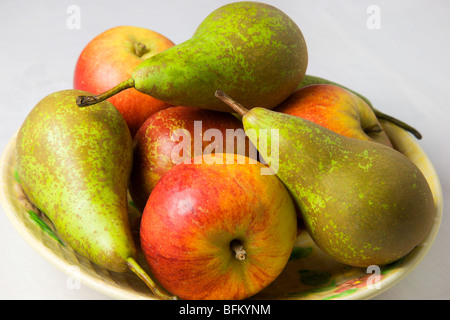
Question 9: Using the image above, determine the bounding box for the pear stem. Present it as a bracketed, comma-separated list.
[215, 90, 249, 116]
[230, 239, 247, 261]
[373, 110, 422, 139]
[126, 257, 178, 300]
[76, 79, 135, 107]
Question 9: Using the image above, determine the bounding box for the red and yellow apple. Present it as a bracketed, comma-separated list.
[129, 106, 255, 212]
[274, 84, 393, 147]
[140, 153, 298, 300]
[74, 26, 175, 136]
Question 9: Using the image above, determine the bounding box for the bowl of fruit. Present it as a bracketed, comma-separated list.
[0, 1, 443, 300]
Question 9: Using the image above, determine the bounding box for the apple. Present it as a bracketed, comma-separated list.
[129, 106, 255, 212]
[140, 153, 298, 300]
[74, 26, 175, 136]
[274, 84, 393, 147]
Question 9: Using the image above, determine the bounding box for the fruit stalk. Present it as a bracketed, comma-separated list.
[76, 79, 135, 107]
[134, 42, 148, 57]
[215, 90, 249, 116]
[371, 111, 422, 139]
[230, 239, 247, 261]
[126, 257, 178, 300]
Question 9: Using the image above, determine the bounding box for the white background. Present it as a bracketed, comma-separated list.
[0, 0, 449, 300]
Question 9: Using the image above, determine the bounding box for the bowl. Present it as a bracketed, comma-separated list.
[0, 120, 443, 300]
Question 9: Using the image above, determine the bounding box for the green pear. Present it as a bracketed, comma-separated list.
[76, 1, 308, 112]
[15, 90, 175, 299]
[216, 90, 435, 267]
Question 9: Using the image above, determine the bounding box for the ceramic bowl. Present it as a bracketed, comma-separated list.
[0, 120, 443, 300]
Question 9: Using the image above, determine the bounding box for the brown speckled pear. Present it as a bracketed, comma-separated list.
[217, 90, 436, 267]
[15, 90, 175, 299]
[76, 1, 308, 112]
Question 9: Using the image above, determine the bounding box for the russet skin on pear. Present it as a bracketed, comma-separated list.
[16, 89, 175, 300]
[76, 2, 308, 113]
[217, 90, 435, 268]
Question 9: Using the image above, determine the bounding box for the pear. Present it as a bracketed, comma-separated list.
[15, 90, 175, 299]
[76, 1, 308, 112]
[216, 90, 436, 267]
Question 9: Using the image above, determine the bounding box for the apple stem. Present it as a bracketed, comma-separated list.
[230, 239, 247, 261]
[215, 90, 249, 116]
[76, 79, 135, 107]
[134, 42, 148, 57]
[364, 124, 382, 134]
[126, 257, 178, 300]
